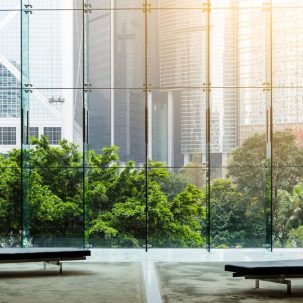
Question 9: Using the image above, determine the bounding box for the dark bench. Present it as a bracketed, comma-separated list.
[225, 260, 303, 294]
[0, 248, 91, 273]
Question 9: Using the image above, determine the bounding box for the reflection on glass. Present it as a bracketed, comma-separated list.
[1, 1, 303, 250]
[272, 7, 303, 87]
[29, 10, 83, 89]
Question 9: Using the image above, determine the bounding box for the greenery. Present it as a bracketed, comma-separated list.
[0, 136, 204, 248]
[1, 129, 303, 248]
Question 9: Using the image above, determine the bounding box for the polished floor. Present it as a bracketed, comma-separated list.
[1, 249, 303, 303]
[0, 262, 145, 303]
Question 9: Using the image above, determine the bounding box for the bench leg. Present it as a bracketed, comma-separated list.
[255, 279, 259, 289]
[44, 261, 63, 273]
[246, 276, 291, 294]
[286, 281, 291, 294]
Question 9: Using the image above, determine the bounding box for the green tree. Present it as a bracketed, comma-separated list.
[228, 130, 303, 200]
[274, 184, 303, 246]
[0, 150, 21, 245]
[0, 137, 207, 248]
[227, 130, 303, 247]
[201, 178, 246, 248]
[287, 225, 303, 247]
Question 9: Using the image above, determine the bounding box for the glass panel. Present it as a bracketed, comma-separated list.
[87, 87, 145, 205]
[211, 4, 268, 87]
[272, 7, 303, 88]
[272, 0, 303, 8]
[149, 9, 207, 89]
[30, 0, 83, 10]
[91, 0, 148, 10]
[88, 167, 146, 248]
[212, 0, 265, 9]
[156, 0, 207, 10]
[87, 10, 111, 89]
[29, 167, 83, 247]
[88, 89, 111, 154]
[113, 89, 145, 164]
[210, 88, 268, 248]
[148, 167, 205, 248]
[0, 0, 20, 11]
[28, 10, 83, 89]
[211, 8, 267, 88]
[149, 89, 206, 168]
[113, 0, 144, 10]
[0, 89, 21, 153]
[86, 8, 145, 89]
[28, 89, 83, 165]
[89, 0, 110, 10]
[0, 10, 21, 89]
[272, 88, 303, 248]
[114, 10, 144, 89]
[0, 166, 21, 247]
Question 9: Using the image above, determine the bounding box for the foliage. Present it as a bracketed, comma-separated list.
[287, 226, 303, 248]
[0, 136, 205, 248]
[274, 184, 303, 246]
[228, 130, 303, 198]
[1, 129, 303, 248]
[227, 129, 303, 247]
[180, 153, 204, 189]
[205, 178, 246, 247]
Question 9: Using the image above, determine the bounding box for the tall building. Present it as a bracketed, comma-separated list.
[153, 0, 208, 166]
[0, 0, 81, 154]
[233, 0, 303, 144]
[222, 0, 239, 154]
[150, 0, 224, 167]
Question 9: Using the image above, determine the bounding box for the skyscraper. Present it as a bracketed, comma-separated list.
[86, 2, 146, 164]
[0, 0, 82, 154]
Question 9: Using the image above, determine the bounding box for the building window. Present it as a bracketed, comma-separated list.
[29, 127, 39, 139]
[0, 127, 16, 145]
[43, 127, 61, 145]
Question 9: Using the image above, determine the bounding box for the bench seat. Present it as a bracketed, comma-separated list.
[0, 248, 91, 273]
[225, 260, 303, 294]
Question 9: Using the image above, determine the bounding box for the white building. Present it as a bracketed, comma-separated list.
[0, 0, 81, 154]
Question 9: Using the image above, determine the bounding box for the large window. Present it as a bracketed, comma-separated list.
[43, 127, 61, 145]
[0, 127, 16, 145]
[0, 0, 302, 250]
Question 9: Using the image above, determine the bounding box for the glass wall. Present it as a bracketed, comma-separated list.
[0, 0, 302, 250]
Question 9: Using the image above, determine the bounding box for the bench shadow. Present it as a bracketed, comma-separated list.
[0, 270, 94, 279]
[232, 288, 303, 299]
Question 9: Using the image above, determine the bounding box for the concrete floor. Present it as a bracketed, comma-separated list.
[156, 262, 303, 303]
[1, 249, 303, 303]
[0, 262, 146, 303]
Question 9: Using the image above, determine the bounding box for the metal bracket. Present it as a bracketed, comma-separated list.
[143, 2, 151, 13]
[84, 83, 92, 93]
[84, 3, 92, 14]
[203, 82, 211, 93]
[43, 261, 63, 274]
[202, 2, 211, 13]
[24, 83, 33, 93]
[263, 2, 272, 12]
[263, 82, 271, 92]
[143, 82, 151, 93]
[24, 4, 33, 14]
